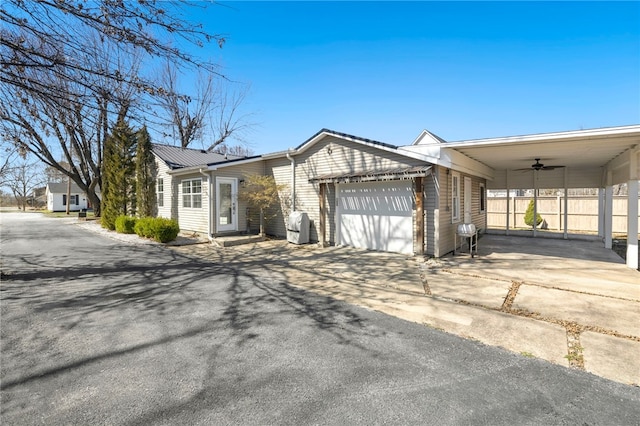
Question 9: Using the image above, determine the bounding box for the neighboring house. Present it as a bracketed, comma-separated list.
[45, 182, 90, 212]
[152, 125, 640, 268]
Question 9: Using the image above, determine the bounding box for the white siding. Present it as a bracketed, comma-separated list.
[175, 173, 209, 233]
[46, 190, 88, 212]
[154, 157, 176, 221]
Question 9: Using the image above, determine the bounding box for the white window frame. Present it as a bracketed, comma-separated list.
[451, 171, 460, 223]
[479, 182, 486, 213]
[182, 178, 202, 209]
[157, 178, 164, 207]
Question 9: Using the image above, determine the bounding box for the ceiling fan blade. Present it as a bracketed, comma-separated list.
[541, 165, 565, 170]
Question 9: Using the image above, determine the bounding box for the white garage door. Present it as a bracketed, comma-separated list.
[337, 181, 414, 254]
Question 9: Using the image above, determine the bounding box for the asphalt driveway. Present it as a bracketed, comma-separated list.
[1, 213, 639, 425]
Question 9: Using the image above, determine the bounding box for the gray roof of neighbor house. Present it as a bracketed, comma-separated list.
[46, 182, 85, 194]
[152, 144, 246, 169]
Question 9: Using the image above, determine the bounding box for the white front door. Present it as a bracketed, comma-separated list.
[464, 176, 472, 223]
[216, 177, 238, 232]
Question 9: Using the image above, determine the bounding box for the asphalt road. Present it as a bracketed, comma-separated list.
[1, 212, 639, 425]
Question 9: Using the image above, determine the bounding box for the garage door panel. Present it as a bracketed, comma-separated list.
[337, 181, 414, 254]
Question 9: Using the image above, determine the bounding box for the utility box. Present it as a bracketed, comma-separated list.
[287, 211, 310, 244]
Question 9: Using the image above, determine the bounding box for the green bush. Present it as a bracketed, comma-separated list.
[524, 199, 543, 228]
[151, 218, 180, 243]
[134, 217, 179, 242]
[134, 217, 154, 239]
[115, 215, 137, 234]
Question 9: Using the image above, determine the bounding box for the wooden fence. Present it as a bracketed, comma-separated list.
[487, 196, 639, 234]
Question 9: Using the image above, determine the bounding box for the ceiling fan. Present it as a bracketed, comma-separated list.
[515, 158, 565, 171]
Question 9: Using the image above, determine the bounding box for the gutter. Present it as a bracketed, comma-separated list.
[199, 168, 213, 240]
[286, 149, 296, 212]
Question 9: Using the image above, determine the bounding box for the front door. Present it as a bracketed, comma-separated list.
[216, 177, 237, 232]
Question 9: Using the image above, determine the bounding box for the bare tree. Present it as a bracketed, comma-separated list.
[0, 34, 137, 216]
[0, 0, 229, 215]
[0, 142, 19, 187]
[7, 159, 45, 211]
[208, 83, 255, 152]
[213, 144, 255, 157]
[157, 63, 255, 150]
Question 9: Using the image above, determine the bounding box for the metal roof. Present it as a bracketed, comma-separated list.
[152, 144, 245, 169]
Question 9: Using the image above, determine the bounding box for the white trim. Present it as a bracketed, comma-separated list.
[443, 125, 640, 148]
[464, 176, 472, 223]
[216, 177, 238, 232]
[451, 171, 461, 223]
[181, 178, 202, 209]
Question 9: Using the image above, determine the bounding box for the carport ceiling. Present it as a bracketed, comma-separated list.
[444, 126, 640, 171]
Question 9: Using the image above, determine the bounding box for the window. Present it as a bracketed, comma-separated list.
[63, 194, 79, 206]
[157, 178, 164, 207]
[451, 172, 460, 223]
[479, 183, 486, 213]
[182, 178, 202, 208]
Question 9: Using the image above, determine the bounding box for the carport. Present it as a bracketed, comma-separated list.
[439, 125, 640, 269]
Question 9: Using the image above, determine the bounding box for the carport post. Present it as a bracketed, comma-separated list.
[627, 179, 639, 269]
[604, 172, 613, 250]
[598, 188, 605, 238]
[505, 169, 510, 235]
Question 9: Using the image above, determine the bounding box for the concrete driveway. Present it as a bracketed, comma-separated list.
[175, 233, 640, 386]
[2, 213, 639, 426]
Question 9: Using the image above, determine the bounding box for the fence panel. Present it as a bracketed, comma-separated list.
[487, 196, 638, 234]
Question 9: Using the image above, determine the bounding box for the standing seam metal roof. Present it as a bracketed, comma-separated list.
[151, 144, 245, 169]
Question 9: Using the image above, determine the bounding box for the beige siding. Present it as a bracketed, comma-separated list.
[436, 167, 486, 256]
[424, 167, 441, 256]
[211, 161, 266, 235]
[265, 157, 292, 238]
[294, 136, 426, 243]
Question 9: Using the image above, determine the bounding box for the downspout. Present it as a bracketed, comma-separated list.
[286, 150, 296, 212]
[199, 168, 213, 240]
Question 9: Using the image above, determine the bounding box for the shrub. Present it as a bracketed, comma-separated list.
[134, 217, 154, 239]
[150, 218, 180, 243]
[134, 217, 179, 243]
[524, 199, 543, 228]
[115, 215, 137, 234]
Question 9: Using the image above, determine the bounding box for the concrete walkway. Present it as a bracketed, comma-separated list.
[170, 234, 639, 386]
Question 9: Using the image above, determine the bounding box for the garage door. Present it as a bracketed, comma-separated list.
[337, 181, 414, 254]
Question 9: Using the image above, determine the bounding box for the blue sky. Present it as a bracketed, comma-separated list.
[185, 1, 639, 153]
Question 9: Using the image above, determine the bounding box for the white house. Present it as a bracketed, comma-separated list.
[45, 182, 90, 212]
[152, 124, 640, 269]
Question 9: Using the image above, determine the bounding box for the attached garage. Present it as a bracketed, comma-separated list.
[337, 181, 414, 254]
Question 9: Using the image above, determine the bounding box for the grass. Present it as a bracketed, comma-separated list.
[42, 210, 96, 219]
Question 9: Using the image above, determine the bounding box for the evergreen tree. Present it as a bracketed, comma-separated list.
[135, 126, 157, 218]
[102, 118, 137, 230]
[524, 199, 543, 228]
